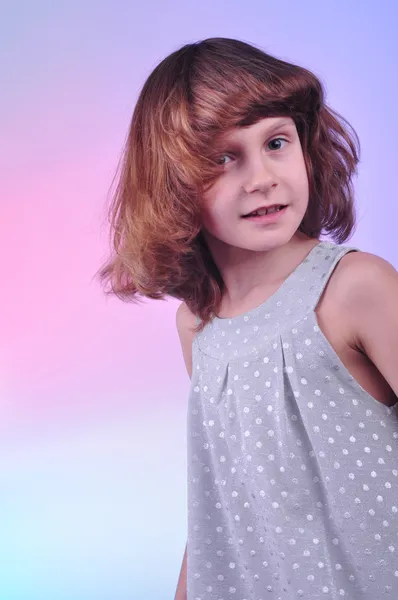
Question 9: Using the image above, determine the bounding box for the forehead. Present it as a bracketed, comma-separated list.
[217, 117, 296, 146]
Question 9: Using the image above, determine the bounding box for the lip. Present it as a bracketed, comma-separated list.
[241, 205, 288, 224]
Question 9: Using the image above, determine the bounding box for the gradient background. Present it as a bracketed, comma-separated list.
[1, 1, 397, 599]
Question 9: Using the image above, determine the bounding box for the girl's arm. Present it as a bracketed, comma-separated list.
[174, 544, 187, 600]
[338, 252, 398, 397]
[176, 301, 197, 379]
[174, 303, 197, 600]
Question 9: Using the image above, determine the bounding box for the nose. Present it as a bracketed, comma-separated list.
[242, 155, 276, 195]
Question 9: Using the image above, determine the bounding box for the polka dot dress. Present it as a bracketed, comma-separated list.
[187, 241, 398, 600]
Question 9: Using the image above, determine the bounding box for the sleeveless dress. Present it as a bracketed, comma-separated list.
[186, 241, 398, 600]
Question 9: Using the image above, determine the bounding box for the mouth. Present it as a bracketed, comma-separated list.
[242, 204, 287, 218]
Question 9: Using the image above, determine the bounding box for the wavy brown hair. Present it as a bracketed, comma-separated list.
[99, 37, 360, 328]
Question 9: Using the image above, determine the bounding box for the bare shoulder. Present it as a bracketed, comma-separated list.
[176, 302, 198, 336]
[176, 302, 198, 378]
[335, 250, 395, 278]
[318, 250, 397, 338]
[331, 251, 398, 306]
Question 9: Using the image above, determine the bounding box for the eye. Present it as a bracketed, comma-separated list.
[267, 137, 288, 151]
[216, 154, 233, 166]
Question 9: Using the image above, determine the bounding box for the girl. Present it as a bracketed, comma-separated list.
[100, 38, 398, 600]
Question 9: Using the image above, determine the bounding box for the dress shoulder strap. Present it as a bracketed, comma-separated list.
[305, 242, 358, 311]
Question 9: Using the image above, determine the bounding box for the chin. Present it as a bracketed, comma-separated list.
[240, 229, 297, 252]
[204, 220, 303, 254]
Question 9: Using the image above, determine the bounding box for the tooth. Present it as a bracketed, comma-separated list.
[248, 206, 283, 216]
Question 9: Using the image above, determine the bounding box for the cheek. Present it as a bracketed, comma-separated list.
[298, 153, 311, 191]
[201, 203, 225, 237]
[290, 155, 310, 199]
[201, 185, 233, 231]
[300, 170, 310, 197]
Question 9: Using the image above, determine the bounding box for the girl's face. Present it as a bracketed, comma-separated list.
[201, 117, 309, 254]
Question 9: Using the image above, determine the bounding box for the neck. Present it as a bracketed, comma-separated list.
[205, 232, 319, 316]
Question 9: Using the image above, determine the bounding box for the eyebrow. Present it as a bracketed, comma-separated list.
[219, 118, 294, 147]
[265, 118, 294, 132]
[252, 118, 295, 137]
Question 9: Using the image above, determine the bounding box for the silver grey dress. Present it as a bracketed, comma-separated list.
[187, 241, 398, 600]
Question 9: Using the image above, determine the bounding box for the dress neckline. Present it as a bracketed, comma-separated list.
[213, 240, 323, 323]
